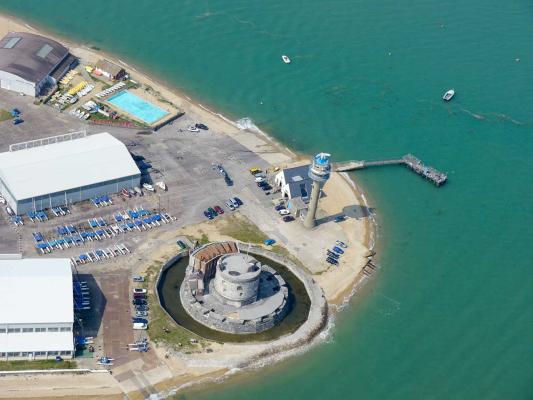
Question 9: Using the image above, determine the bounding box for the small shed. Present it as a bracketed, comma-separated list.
[287, 197, 308, 218]
[94, 59, 126, 80]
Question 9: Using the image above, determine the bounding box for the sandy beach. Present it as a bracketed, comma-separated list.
[0, 12, 377, 399]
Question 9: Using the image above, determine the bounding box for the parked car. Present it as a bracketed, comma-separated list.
[225, 201, 235, 210]
[334, 215, 346, 223]
[135, 305, 149, 311]
[336, 240, 348, 248]
[133, 322, 148, 330]
[257, 181, 268, 187]
[132, 299, 147, 305]
[12, 118, 23, 125]
[195, 123, 209, 130]
[207, 207, 217, 216]
[327, 250, 339, 259]
[133, 293, 147, 299]
[204, 210, 214, 220]
[214, 205, 224, 214]
[261, 185, 272, 191]
[275, 204, 286, 211]
[282, 216, 295, 222]
[326, 258, 339, 265]
[136, 310, 148, 317]
[132, 275, 145, 282]
[264, 239, 276, 246]
[279, 209, 290, 216]
[133, 288, 147, 294]
[233, 197, 243, 206]
[249, 167, 262, 175]
[132, 317, 148, 324]
[253, 172, 266, 179]
[228, 198, 239, 208]
[255, 176, 265, 183]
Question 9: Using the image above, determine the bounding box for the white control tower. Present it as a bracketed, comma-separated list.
[303, 153, 331, 229]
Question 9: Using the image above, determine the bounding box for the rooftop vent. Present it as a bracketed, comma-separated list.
[36, 44, 53, 59]
[2, 37, 21, 49]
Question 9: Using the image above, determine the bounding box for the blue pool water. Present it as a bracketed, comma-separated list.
[107, 90, 168, 124]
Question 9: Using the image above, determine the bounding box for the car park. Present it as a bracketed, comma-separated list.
[132, 275, 145, 282]
[279, 209, 290, 216]
[283, 216, 295, 222]
[214, 205, 224, 214]
[133, 288, 147, 294]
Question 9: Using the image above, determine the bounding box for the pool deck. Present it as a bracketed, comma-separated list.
[104, 87, 181, 128]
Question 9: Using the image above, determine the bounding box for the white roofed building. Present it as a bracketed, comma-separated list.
[0, 255, 74, 360]
[0, 131, 141, 214]
[274, 164, 312, 200]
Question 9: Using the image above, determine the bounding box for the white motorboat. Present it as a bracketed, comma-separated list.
[142, 183, 155, 192]
[282, 55, 291, 64]
[156, 181, 167, 191]
[442, 89, 455, 101]
[187, 125, 200, 132]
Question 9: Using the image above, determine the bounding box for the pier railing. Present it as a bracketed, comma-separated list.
[334, 154, 447, 186]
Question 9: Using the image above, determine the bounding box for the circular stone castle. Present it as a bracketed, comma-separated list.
[180, 242, 289, 334]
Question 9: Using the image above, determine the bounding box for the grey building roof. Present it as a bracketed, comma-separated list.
[94, 59, 124, 76]
[0, 32, 69, 84]
[281, 165, 312, 199]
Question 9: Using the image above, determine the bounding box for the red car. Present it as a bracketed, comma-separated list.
[214, 205, 224, 214]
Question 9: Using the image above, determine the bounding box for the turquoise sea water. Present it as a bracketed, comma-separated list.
[2, 1, 532, 398]
[107, 90, 168, 124]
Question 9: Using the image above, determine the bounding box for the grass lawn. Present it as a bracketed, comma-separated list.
[220, 214, 268, 244]
[0, 109, 12, 122]
[0, 359, 77, 371]
[143, 261, 203, 350]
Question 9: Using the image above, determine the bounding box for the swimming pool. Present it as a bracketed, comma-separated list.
[107, 90, 168, 124]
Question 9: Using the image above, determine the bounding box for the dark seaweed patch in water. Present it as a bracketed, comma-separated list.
[158, 255, 311, 343]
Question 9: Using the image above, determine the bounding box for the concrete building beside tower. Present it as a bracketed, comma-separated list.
[0, 31, 77, 96]
[0, 131, 141, 215]
[0, 255, 74, 360]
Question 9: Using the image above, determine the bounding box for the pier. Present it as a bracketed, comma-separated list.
[335, 154, 447, 186]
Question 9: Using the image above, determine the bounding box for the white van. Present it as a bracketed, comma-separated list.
[133, 322, 147, 330]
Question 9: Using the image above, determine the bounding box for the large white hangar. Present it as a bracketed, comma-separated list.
[0, 131, 141, 215]
[0, 255, 74, 360]
[0, 31, 76, 97]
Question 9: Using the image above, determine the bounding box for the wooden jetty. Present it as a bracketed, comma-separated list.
[335, 154, 447, 186]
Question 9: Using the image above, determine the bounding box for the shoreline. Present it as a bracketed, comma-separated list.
[0, 12, 378, 399]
